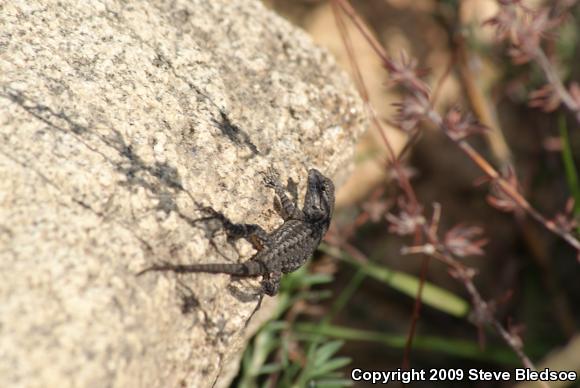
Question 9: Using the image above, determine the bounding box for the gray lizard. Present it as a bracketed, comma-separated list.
[139, 168, 335, 296]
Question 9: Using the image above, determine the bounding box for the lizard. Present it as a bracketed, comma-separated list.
[139, 168, 335, 296]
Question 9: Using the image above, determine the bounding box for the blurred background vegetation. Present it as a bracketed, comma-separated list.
[234, 1, 580, 387]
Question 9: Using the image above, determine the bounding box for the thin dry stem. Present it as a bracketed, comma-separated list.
[332, 0, 426, 368]
[427, 109, 580, 253]
[420, 249, 547, 388]
[451, 13, 513, 165]
[331, 1, 417, 207]
[486, 0, 580, 122]
[332, 0, 562, 374]
[533, 47, 580, 119]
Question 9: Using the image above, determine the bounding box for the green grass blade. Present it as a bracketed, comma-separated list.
[296, 322, 522, 365]
[559, 114, 580, 233]
[314, 340, 344, 365]
[320, 244, 469, 317]
[311, 357, 352, 378]
[325, 268, 366, 324]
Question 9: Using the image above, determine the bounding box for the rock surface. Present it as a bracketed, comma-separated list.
[0, 1, 366, 387]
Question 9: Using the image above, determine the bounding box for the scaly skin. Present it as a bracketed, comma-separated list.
[139, 168, 335, 296]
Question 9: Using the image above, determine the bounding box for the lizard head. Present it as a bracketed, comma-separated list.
[303, 168, 335, 223]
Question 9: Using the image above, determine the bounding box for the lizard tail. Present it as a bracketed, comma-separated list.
[138, 261, 265, 276]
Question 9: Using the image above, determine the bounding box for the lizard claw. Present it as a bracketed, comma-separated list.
[261, 167, 280, 188]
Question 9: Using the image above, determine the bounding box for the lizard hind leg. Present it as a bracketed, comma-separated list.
[260, 271, 282, 296]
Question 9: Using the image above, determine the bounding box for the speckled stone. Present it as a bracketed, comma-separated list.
[0, 1, 366, 387]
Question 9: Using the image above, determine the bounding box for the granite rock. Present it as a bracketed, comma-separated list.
[0, 1, 366, 387]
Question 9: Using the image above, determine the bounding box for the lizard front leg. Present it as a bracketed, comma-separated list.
[262, 168, 301, 221]
[222, 221, 269, 251]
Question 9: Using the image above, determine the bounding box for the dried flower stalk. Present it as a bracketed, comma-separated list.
[331, 0, 574, 376]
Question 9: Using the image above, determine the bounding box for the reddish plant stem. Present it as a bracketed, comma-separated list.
[426, 109, 580, 253]
[402, 254, 429, 370]
[496, 1, 580, 121]
[331, 1, 418, 208]
[334, 0, 389, 64]
[332, 0, 560, 375]
[408, 214, 547, 382]
[423, 249, 547, 388]
[332, 0, 426, 368]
